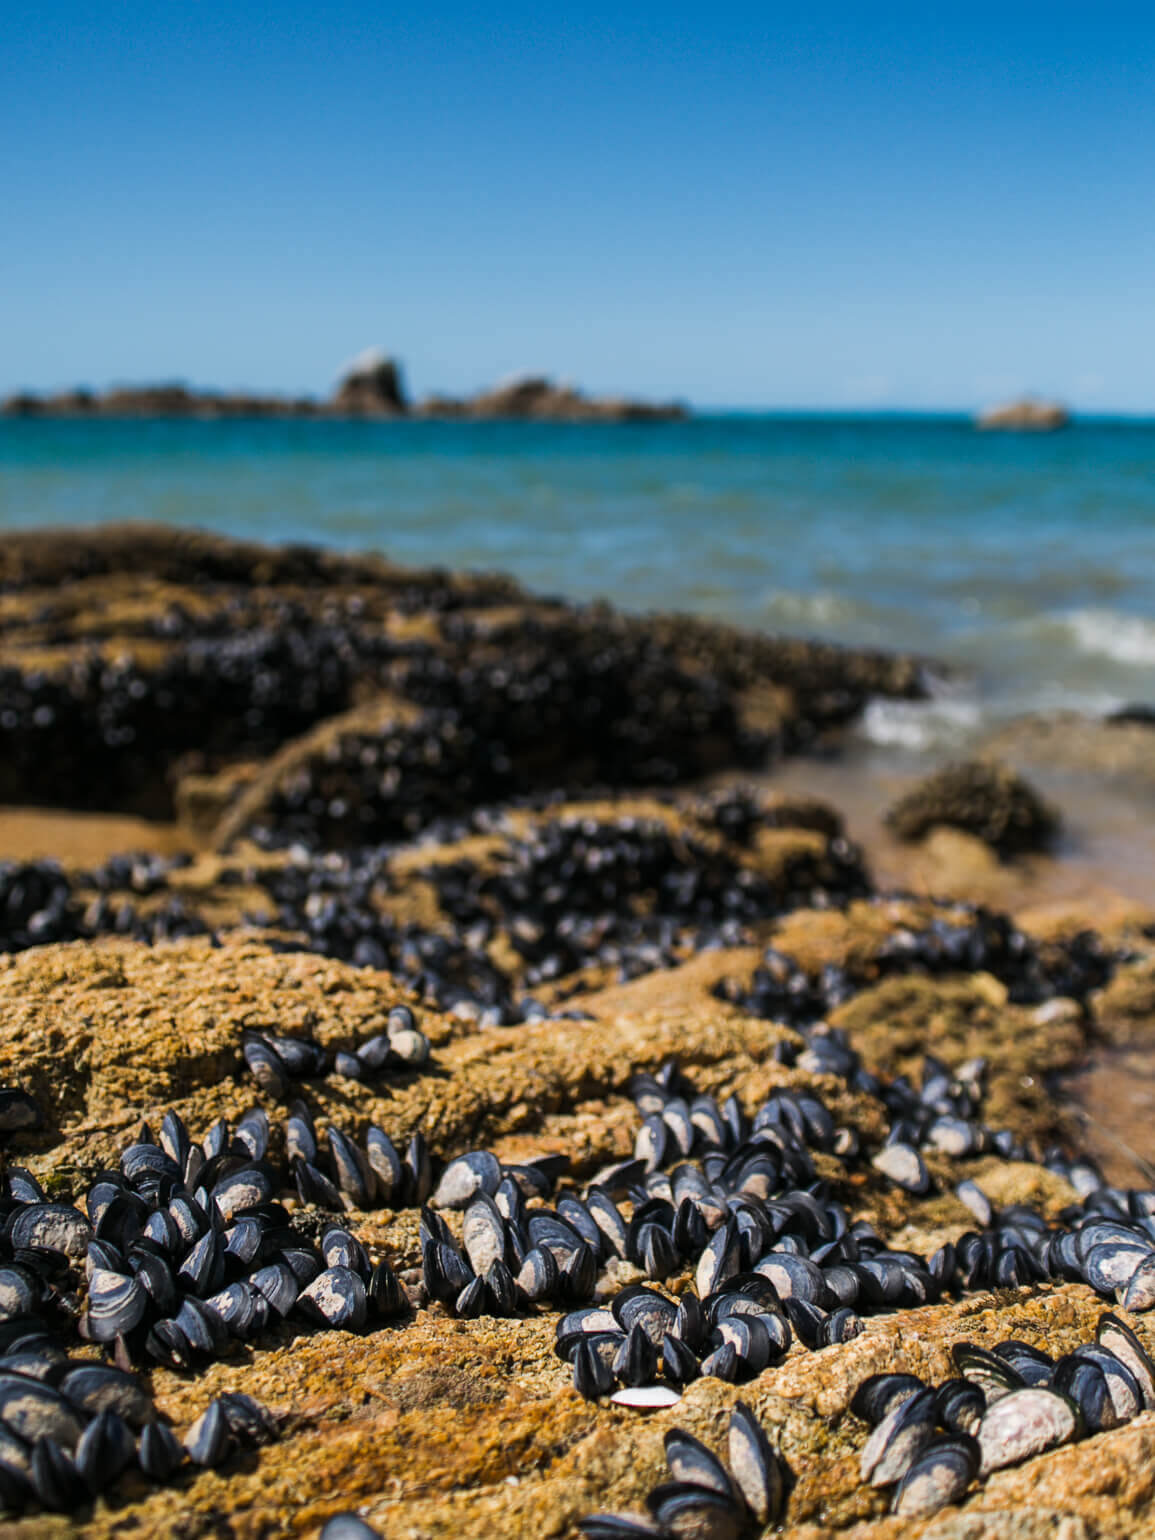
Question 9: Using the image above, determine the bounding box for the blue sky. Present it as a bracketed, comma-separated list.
[4, 4, 1154, 409]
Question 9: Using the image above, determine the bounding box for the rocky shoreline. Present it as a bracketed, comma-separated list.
[2, 525, 1155, 1539]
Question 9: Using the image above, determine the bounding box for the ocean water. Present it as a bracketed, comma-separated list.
[3, 413, 1155, 754]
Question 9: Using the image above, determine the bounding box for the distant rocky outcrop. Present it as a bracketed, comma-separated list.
[1, 355, 686, 422]
[976, 397, 1070, 431]
[1, 384, 321, 419]
[415, 374, 687, 422]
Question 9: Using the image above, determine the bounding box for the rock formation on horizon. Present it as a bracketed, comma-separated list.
[976, 397, 1070, 431]
[415, 372, 687, 422]
[0, 382, 322, 419]
[0, 354, 687, 423]
[330, 347, 409, 415]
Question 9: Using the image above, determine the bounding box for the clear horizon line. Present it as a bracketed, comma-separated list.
[5, 377, 1154, 419]
[4, 397, 1155, 421]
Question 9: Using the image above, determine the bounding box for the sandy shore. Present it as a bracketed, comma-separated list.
[762, 753, 1155, 911]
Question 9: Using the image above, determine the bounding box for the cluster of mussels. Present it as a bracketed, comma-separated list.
[722, 907, 1114, 1029]
[0, 1097, 411, 1514]
[3, 818, 1118, 1058]
[420, 1151, 591, 1319]
[244, 616, 770, 850]
[0, 1338, 276, 1517]
[0, 623, 403, 813]
[0, 523, 933, 832]
[241, 1002, 431, 1098]
[0, 848, 1147, 1534]
[578, 1401, 786, 1538]
[6, 1000, 1155, 1526]
[0, 861, 87, 953]
[0, 794, 875, 1026]
[851, 1311, 1155, 1520]
[0, 1082, 609, 1516]
[81, 1109, 412, 1353]
[0, 856, 208, 955]
[550, 1049, 1155, 1407]
[259, 846, 1109, 1030]
[248, 846, 529, 1025]
[422, 810, 868, 996]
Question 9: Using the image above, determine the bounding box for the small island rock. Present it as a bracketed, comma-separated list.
[976, 398, 1070, 431]
[885, 758, 1059, 856]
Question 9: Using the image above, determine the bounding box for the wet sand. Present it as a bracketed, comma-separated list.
[0, 807, 194, 865]
[761, 751, 1155, 911]
[1066, 1050, 1155, 1187]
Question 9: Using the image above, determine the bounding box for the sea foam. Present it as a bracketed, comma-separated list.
[858, 697, 984, 753]
[1060, 608, 1155, 667]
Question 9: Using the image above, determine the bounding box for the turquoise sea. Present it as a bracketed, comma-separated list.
[3, 414, 1155, 754]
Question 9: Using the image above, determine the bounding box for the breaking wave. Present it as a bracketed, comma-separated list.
[857, 697, 985, 753]
[1057, 609, 1155, 667]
